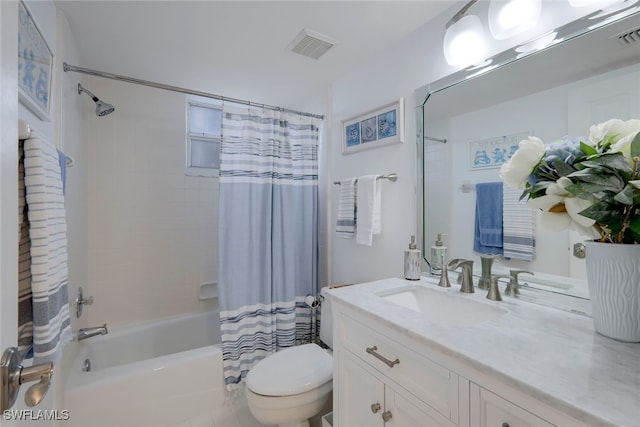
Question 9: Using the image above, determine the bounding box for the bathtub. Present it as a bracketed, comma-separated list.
[64, 311, 225, 427]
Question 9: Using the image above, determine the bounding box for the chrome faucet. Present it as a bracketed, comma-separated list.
[447, 259, 474, 293]
[487, 275, 510, 301]
[478, 254, 499, 290]
[78, 324, 108, 341]
[504, 269, 534, 297]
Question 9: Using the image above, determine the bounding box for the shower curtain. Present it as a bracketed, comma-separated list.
[218, 105, 320, 390]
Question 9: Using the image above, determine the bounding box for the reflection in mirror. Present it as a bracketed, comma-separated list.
[417, 8, 640, 306]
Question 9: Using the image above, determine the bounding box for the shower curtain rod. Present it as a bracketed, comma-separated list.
[63, 62, 324, 120]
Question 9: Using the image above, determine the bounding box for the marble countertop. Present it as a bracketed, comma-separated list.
[325, 277, 640, 427]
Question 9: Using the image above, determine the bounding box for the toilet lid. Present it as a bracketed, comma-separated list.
[246, 343, 333, 396]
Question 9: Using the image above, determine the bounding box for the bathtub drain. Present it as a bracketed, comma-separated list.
[82, 358, 91, 372]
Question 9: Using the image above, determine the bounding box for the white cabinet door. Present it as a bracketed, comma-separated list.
[338, 350, 385, 427]
[470, 384, 554, 427]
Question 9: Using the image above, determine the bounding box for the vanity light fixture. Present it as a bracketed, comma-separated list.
[514, 30, 560, 57]
[488, 0, 542, 40]
[568, 0, 625, 7]
[443, 0, 487, 66]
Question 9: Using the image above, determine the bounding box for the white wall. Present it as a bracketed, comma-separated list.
[327, 1, 623, 286]
[0, 1, 88, 424]
[86, 79, 217, 329]
[329, 6, 454, 286]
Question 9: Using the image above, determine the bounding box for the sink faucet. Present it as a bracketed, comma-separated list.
[504, 269, 534, 297]
[487, 275, 510, 301]
[78, 324, 108, 341]
[478, 254, 499, 290]
[447, 259, 474, 293]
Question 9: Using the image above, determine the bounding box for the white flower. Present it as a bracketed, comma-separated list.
[500, 136, 545, 189]
[527, 177, 600, 239]
[590, 119, 640, 157]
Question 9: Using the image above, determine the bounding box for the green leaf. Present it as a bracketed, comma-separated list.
[579, 201, 622, 225]
[630, 131, 640, 159]
[552, 159, 576, 177]
[629, 215, 640, 243]
[584, 152, 633, 174]
[614, 185, 635, 205]
[580, 141, 598, 156]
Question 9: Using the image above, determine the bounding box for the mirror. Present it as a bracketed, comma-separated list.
[417, 7, 640, 304]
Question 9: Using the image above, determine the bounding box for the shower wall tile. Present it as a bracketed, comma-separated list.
[87, 78, 218, 329]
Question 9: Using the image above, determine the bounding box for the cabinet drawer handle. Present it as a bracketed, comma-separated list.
[502, 423, 510, 427]
[382, 410, 392, 422]
[370, 403, 381, 413]
[366, 346, 400, 368]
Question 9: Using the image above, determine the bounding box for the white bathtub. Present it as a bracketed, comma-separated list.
[64, 311, 225, 427]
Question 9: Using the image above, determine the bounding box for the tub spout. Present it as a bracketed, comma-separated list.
[78, 324, 108, 341]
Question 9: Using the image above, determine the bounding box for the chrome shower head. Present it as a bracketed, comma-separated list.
[77, 83, 115, 116]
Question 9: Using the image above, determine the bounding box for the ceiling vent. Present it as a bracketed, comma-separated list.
[288, 29, 338, 60]
[614, 27, 640, 46]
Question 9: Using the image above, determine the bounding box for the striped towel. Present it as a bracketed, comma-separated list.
[503, 185, 536, 260]
[18, 143, 34, 360]
[336, 178, 357, 239]
[23, 133, 72, 363]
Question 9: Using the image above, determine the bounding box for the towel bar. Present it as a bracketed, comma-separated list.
[333, 173, 397, 185]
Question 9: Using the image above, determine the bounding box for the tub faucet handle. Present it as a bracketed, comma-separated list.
[75, 287, 94, 318]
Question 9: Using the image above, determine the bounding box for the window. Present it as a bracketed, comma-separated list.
[186, 100, 222, 177]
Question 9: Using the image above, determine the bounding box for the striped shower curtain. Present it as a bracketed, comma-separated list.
[218, 105, 320, 390]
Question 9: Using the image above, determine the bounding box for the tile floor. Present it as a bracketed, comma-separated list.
[166, 395, 268, 427]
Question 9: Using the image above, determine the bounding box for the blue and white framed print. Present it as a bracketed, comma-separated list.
[468, 131, 531, 170]
[342, 98, 404, 154]
[18, 0, 53, 121]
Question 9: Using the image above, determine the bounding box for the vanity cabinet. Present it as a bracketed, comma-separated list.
[333, 303, 583, 427]
[338, 349, 453, 426]
[334, 312, 460, 426]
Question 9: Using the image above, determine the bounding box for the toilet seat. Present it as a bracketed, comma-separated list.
[246, 343, 333, 397]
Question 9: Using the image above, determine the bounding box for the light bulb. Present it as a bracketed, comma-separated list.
[489, 0, 542, 40]
[443, 14, 487, 66]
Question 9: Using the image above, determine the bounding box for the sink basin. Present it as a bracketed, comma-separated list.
[376, 285, 507, 326]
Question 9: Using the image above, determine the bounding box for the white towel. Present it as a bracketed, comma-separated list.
[502, 185, 536, 260]
[356, 175, 382, 246]
[336, 178, 357, 239]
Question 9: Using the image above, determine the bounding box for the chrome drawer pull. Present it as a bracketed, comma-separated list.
[366, 346, 400, 368]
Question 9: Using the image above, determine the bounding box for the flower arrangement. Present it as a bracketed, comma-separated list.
[500, 119, 640, 244]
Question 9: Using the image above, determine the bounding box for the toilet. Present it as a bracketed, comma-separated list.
[245, 293, 334, 427]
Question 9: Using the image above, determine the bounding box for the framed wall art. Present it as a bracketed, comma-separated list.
[468, 131, 531, 170]
[342, 98, 404, 154]
[18, 0, 53, 121]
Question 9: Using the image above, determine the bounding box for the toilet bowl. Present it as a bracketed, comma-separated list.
[246, 294, 334, 427]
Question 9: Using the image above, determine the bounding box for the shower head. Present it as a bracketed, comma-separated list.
[77, 83, 115, 116]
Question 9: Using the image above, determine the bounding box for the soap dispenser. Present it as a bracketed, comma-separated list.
[430, 233, 448, 276]
[404, 236, 421, 280]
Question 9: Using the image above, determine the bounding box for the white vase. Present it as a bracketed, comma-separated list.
[585, 241, 640, 342]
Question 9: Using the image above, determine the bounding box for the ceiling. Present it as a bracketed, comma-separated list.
[55, 1, 456, 112]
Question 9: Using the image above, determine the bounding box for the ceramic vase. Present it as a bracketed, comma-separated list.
[584, 241, 640, 342]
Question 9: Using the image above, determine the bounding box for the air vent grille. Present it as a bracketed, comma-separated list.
[616, 28, 640, 46]
[289, 29, 338, 60]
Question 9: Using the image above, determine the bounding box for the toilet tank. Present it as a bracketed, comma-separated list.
[319, 287, 333, 349]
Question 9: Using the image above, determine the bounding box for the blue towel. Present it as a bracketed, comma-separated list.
[57, 149, 66, 195]
[474, 182, 503, 255]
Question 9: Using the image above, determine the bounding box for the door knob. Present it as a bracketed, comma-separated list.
[1, 347, 54, 411]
